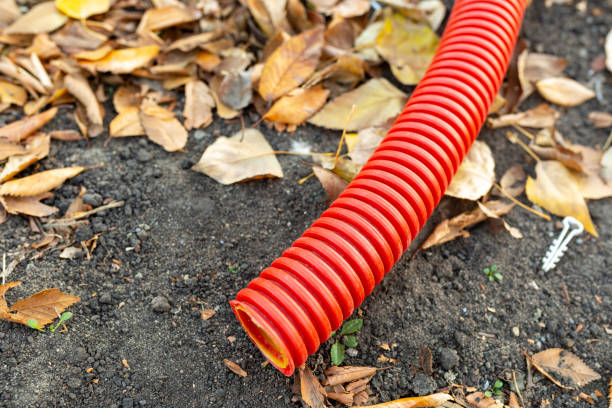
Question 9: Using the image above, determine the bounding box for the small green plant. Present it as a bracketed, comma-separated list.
[483, 265, 502, 282]
[484, 379, 503, 398]
[227, 264, 241, 274]
[27, 312, 73, 333]
[329, 318, 363, 366]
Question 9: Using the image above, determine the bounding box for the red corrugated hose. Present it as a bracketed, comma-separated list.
[230, 0, 528, 376]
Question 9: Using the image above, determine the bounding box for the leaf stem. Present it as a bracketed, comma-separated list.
[493, 182, 550, 220]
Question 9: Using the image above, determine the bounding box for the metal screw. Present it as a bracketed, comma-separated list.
[541, 216, 584, 272]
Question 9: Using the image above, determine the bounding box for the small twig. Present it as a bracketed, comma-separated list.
[511, 124, 535, 140]
[603, 129, 612, 151]
[561, 282, 570, 305]
[521, 350, 573, 390]
[493, 182, 550, 220]
[44, 201, 124, 227]
[506, 131, 540, 162]
[512, 370, 525, 408]
[334, 104, 356, 168]
[525, 354, 533, 389]
[44, 220, 90, 229]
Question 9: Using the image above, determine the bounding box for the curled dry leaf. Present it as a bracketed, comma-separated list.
[192, 129, 283, 185]
[0, 281, 80, 328]
[498, 164, 526, 197]
[183, 80, 215, 130]
[0, 140, 26, 161]
[55, 0, 110, 19]
[606, 29, 612, 73]
[0, 0, 20, 26]
[523, 53, 568, 83]
[532, 348, 601, 388]
[601, 148, 612, 181]
[313, 166, 348, 202]
[0, 195, 58, 217]
[299, 365, 327, 408]
[589, 111, 612, 128]
[465, 392, 503, 408]
[110, 107, 144, 137]
[309, 78, 407, 131]
[245, 0, 288, 37]
[263, 85, 329, 126]
[375, 14, 439, 85]
[324, 366, 378, 386]
[0, 107, 57, 143]
[536, 77, 595, 107]
[421, 200, 514, 249]
[223, 358, 247, 377]
[487, 104, 560, 129]
[0, 133, 50, 182]
[200, 309, 215, 320]
[93, 46, 159, 74]
[140, 103, 187, 152]
[258, 27, 324, 102]
[0, 80, 27, 106]
[4, 2, 67, 35]
[113, 85, 141, 114]
[0, 166, 86, 197]
[354, 392, 452, 408]
[137, 6, 199, 33]
[525, 161, 597, 236]
[64, 74, 104, 131]
[349, 127, 385, 166]
[217, 70, 252, 111]
[446, 141, 495, 201]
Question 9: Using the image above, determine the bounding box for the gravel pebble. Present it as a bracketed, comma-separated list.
[82, 193, 103, 207]
[99, 293, 113, 305]
[410, 374, 436, 395]
[438, 348, 459, 370]
[74, 225, 94, 242]
[151, 296, 171, 313]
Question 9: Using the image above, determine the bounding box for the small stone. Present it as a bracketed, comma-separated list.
[151, 296, 171, 313]
[512, 327, 520, 337]
[135, 272, 143, 280]
[180, 159, 193, 169]
[122, 398, 134, 408]
[99, 293, 113, 305]
[438, 348, 459, 370]
[82, 193, 103, 207]
[410, 373, 436, 395]
[136, 150, 153, 163]
[346, 348, 358, 357]
[193, 130, 209, 140]
[74, 225, 94, 242]
[135, 229, 149, 240]
[562, 337, 575, 348]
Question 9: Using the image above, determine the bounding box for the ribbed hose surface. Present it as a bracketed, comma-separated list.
[230, 0, 528, 376]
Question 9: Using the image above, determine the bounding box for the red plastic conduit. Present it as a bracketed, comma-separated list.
[230, 0, 528, 376]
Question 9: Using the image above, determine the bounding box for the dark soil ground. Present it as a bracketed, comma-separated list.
[1, 1, 611, 407]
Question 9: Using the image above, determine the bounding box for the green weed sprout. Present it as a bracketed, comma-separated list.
[483, 265, 502, 282]
[27, 312, 73, 333]
[484, 379, 503, 398]
[330, 318, 363, 366]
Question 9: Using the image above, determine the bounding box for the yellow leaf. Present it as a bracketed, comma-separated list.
[263, 85, 329, 125]
[183, 80, 215, 130]
[536, 77, 595, 107]
[0, 195, 58, 217]
[309, 78, 406, 131]
[352, 392, 451, 408]
[55, 0, 109, 19]
[0, 166, 86, 197]
[110, 107, 144, 138]
[140, 103, 187, 152]
[375, 14, 439, 85]
[0, 140, 26, 161]
[93, 46, 159, 74]
[258, 27, 324, 102]
[192, 128, 283, 185]
[73, 44, 113, 61]
[4, 2, 67, 35]
[446, 141, 495, 201]
[0, 80, 27, 106]
[0, 133, 50, 182]
[525, 161, 597, 236]
[112, 85, 141, 114]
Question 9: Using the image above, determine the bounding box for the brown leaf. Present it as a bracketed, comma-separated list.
[465, 392, 503, 408]
[324, 366, 377, 386]
[192, 128, 283, 184]
[245, 0, 288, 37]
[0, 107, 57, 143]
[167, 31, 222, 52]
[93, 46, 159, 74]
[263, 85, 329, 126]
[183, 80, 214, 130]
[354, 392, 452, 407]
[313, 166, 348, 202]
[140, 103, 187, 152]
[209, 75, 239, 119]
[312, 0, 370, 18]
[446, 141, 495, 201]
[530, 143, 600, 175]
[309, 78, 407, 131]
[525, 161, 597, 236]
[4, 2, 67, 35]
[113, 85, 141, 114]
[259, 27, 324, 102]
[589, 111, 612, 128]
[421, 201, 514, 249]
[0, 80, 27, 106]
[0, 281, 22, 314]
[110, 107, 144, 138]
[349, 127, 385, 166]
[217, 70, 252, 110]
[51, 20, 107, 52]
[523, 53, 568, 83]
[419, 345, 433, 376]
[299, 365, 327, 408]
[137, 6, 199, 33]
[223, 358, 247, 377]
[532, 348, 601, 388]
[0, 133, 50, 182]
[0, 195, 58, 217]
[326, 392, 353, 406]
[200, 309, 215, 320]
[0, 0, 20, 26]
[536, 77, 595, 107]
[0, 140, 26, 161]
[499, 164, 526, 197]
[487, 104, 560, 129]
[64, 74, 104, 131]
[0, 166, 86, 197]
[0, 285, 80, 327]
[606, 29, 612, 73]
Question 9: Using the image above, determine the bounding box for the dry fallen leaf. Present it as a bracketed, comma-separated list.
[536, 77, 595, 107]
[137, 6, 199, 33]
[5, 2, 67, 35]
[0, 195, 58, 217]
[299, 365, 327, 408]
[0, 166, 86, 197]
[64, 74, 104, 135]
[421, 201, 515, 249]
[499, 164, 526, 197]
[606, 29, 612, 73]
[354, 393, 451, 408]
[183, 80, 215, 130]
[192, 129, 283, 185]
[200, 309, 215, 320]
[349, 127, 385, 166]
[601, 148, 612, 181]
[0, 80, 27, 106]
[465, 392, 503, 408]
[0, 0, 20, 26]
[446, 141, 495, 201]
[263, 85, 329, 126]
[245, 0, 288, 37]
[487, 104, 560, 129]
[92, 46, 159, 74]
[375, 13, 439, 85]
[589, 111, 612, 128]
[313, 166, 348, 202]
[0, 140, 26, 161]
[0, 107, 57, 143]
[312, 0, 370, 18]
[110, 107, 144, 138]
[324, 366, 378, 386]
[223, 358, 247, 377]
[0, 281, 80, 328]
[532, 348, 601, 388]
[113, 85, 141, 114]
[140, 103, 187, 152]
[55, 0, 110, 19]
[525, 161, 597, 236]
[0, 133, 50, 182]
[309, 78, 407, 131]
[258, 27, 324, 102]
